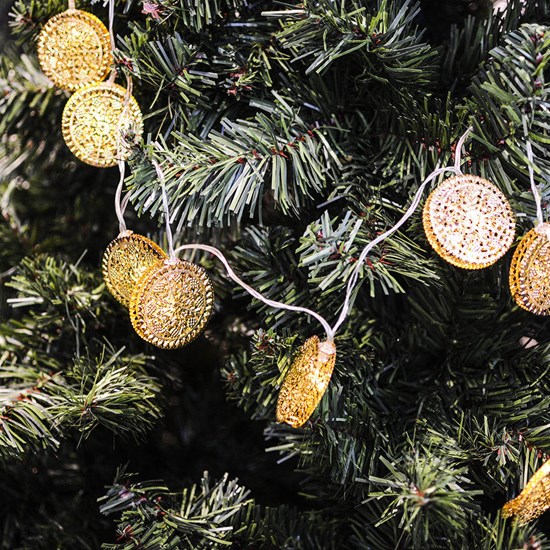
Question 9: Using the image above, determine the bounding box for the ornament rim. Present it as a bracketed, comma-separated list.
[422, 174, 516, 269]
[37, 8, 113, 92]
[509, 225, 550, 316]
[102, 231, 167, 309]
[129, 258, 215, 349]
[61, 81, 143, 168]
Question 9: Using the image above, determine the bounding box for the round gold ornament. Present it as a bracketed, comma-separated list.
[62, 82, 143, 168]
[503, 458, 550, 523]
[102, 231, 166, 309]
[423, 175, 516, 269]
[276, 336, 336, 428]
[130, 259, 214, 349]
[37, 9, 113, 92]
[509, 223, 550, 315]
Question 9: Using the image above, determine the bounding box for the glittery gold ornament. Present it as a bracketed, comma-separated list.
[276, 336, 336, 428]
[102, 231, 166, 308]
[130, 259, 214, 349]
[37, 9, 113, 92]
[423, 175, 516, 269]
[62, 82, 143, 168]
[503, 459, 550, 523]
[509, 223, 550, 315]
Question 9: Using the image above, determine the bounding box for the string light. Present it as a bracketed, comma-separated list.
[114, 128, 474, 343]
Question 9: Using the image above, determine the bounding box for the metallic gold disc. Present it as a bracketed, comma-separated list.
[509, 224, 550, 315]
[102, 231, 166, 309]
[503, 458, 550, 523]
[130, 259, 214, 349]
[62, 82, 143, 168]
[37, 9, 113, 92]
[423, 175, 516, 269]
[276, 336, 336, 428]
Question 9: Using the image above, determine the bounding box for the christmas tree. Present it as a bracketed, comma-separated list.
[1, 0, 550, 547]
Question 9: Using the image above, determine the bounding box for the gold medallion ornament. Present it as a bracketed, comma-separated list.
[423, 175, 516, 269]
[503, 458, 550, 523]
[509, 223, 550, 315]
[37, 9, 113, 92]
[62, 82, 143, 168]
[276, 336, 337, 428]
[102, 231, 166, 308]
[130, 259, 214, 349]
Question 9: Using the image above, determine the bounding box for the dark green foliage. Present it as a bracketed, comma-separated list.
[367, 445, 481, 546]
[273, 0, 439, 88]
[100, 469, 341, 549]
[0, 451, 103, 549]
[0, 255, 162, 463]
[462, 23, 550, 227]
[3, 0, 550, 547]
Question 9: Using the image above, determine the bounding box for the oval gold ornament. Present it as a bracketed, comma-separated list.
[509, 223, 550, 315]
[503, 458, 550, 524]
[276, 336, 336, 428]
[37, 9, 113, 92]
[423, 175, 515, 269]
[62, 82, 143, 168]
[102, 231, 166, 309]
[130, 259, 214, 349]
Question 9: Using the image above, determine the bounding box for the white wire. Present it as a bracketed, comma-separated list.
[454, 126, 472, 173]
[113, 73, 133, 234]
[330, 127, 472, 336]
[329, 165, 462, 336]
[156, 126, 473, 342]
[114, 160, 127, 233]
[152, 154, 334, 339]
[173, 243, 335, 340]
[153, 159, 176, 261]
[108, 0, 116, 55]
[526, 140, 544, 225]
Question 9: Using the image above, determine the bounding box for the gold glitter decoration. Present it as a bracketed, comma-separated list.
[102, 231, 166, 309]
[37, 9, 113, 92]
[62, 82, 143, 168]
[509, 223, 550, 315]
[130, 259, 214, 349]
[503, 459, 550, 523]
[276, 336, 337, 428]
[423, 175, 516, 269]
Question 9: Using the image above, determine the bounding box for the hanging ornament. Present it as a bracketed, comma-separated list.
[423, 175, 515, 269]
[37, 8, 113, 92]
[509, 223, 550, 315]
[130, 259, 214, 349]
[102, 231, 166, 308]
[503, 459, 550, 523]
[276, 336, 337, 428]
[62, 81, 143, 168]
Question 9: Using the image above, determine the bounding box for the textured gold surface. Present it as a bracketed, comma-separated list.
[503, 459, 550, 523]
[62, 82, 143, 168]
[102, 231, 166, 309]
[130, 259, 214, 349]
[37, 9, 113, 92]
[423, 175, 515, 269]
[509, 224, 550, 315]
[276, 336, 336, 428]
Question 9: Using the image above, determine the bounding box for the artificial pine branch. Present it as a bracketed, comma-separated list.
[100, 468, 341, 549]
[0, 255, 163, 459]
[100, 469, 254, 549]
[462, 23, 550, 225]
[2, 0, 550, 545]
[127, 93, 343, 227]
[366, 443, 481, 547]
[271, 0, 439, 89]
